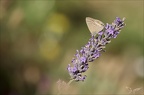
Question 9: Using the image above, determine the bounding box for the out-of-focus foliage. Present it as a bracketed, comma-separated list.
[0, 0, 143, 95]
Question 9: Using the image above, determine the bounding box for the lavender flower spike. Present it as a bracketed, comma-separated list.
[67, 17, 125, 82]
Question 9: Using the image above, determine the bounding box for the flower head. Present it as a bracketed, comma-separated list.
[67, 17, 125, 81]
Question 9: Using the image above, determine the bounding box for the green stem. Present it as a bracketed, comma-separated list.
[67, 79, 74, 85]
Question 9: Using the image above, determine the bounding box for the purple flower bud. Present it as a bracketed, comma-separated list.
[80, 56, 87, 63]
[114, 17, 125, 28]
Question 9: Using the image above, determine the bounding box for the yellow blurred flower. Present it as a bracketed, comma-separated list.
[45, 13, 70, 34]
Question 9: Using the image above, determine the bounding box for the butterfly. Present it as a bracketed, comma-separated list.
[86, 17, 105, 36]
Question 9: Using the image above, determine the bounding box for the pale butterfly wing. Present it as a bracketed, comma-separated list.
[86, 17, 104, 35]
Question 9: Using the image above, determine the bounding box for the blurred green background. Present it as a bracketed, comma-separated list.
[0, 0, 143, 95]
